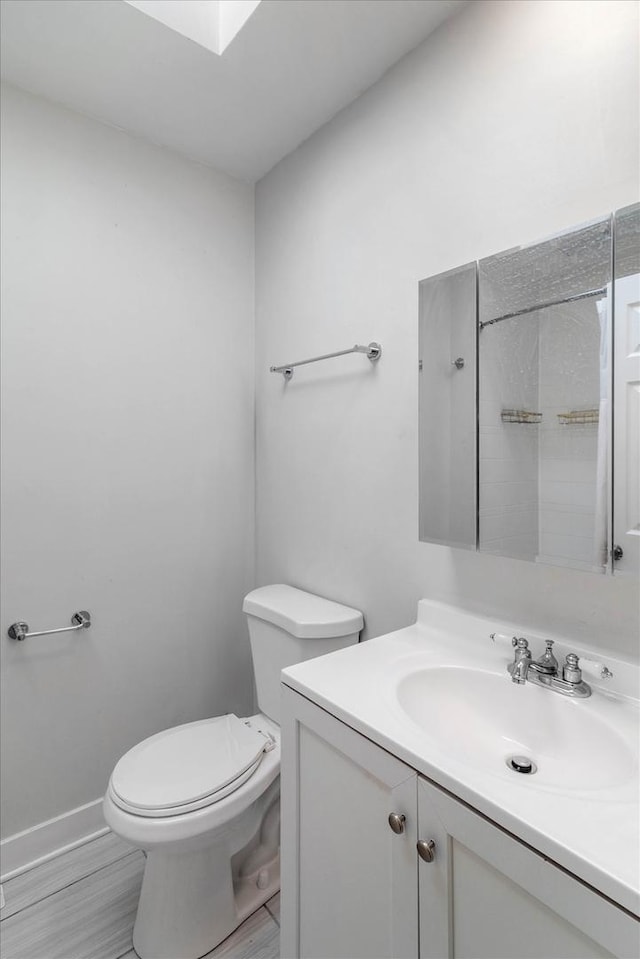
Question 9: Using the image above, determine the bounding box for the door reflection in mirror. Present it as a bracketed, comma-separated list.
[613, 203, 640, 579]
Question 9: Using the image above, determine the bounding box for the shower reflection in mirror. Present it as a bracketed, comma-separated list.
[418, 204, 639, 577]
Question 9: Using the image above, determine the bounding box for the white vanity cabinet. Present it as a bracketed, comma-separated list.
[281, 685, 639, 959]
[417, 776, 631, 959]
[280, 685, 419, 959]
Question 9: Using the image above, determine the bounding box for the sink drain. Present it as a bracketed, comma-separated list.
[507, 755, 537, 775]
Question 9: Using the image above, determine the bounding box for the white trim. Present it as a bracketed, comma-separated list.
[0, 798, 107, 882]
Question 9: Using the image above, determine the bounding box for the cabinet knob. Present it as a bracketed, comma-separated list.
[388, 813, 406, 834]
[417, 839, 436, 863]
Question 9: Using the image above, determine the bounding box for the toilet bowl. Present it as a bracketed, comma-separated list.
[104, 714, 281, 959]
[103, 585, 363, 959]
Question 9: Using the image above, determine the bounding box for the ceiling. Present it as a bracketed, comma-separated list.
[0, 0, 468, 182]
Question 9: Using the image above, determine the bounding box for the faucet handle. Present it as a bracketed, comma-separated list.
[562, 653, 583, 684]
[508, 637, 531, 684]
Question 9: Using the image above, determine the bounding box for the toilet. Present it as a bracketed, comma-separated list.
[103, 584, 363, 959]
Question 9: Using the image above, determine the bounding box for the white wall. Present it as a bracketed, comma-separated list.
[255, 0, 640, 659]
[0, 84, 255, 838]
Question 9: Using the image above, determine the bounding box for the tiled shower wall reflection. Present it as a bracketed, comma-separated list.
[479, 300, 601, 569]
[537, 302, 600, 570]
[479, 318, 539, 560]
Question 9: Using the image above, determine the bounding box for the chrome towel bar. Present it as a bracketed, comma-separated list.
[8, 611, 91, 641]
[270, 341, 382, 380]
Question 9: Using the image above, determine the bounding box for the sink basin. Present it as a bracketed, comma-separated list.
[396, 666, 638, 791]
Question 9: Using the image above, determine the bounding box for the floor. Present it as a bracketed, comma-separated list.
[0, 833, 280, 959]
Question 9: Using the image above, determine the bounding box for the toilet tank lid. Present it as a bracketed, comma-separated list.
[243, 584, 363, 639]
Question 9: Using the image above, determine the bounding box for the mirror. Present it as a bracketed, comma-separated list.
[419, 206, 639, 575]
[418, 263, 477, 550]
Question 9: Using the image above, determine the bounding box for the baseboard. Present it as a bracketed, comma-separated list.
[0, 798, 108, 882]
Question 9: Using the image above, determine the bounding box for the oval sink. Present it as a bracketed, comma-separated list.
[396, 666, 637, 791]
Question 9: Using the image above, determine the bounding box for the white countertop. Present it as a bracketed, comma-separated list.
[281, 600, 640, 917]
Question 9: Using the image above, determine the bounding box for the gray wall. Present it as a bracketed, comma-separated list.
[0, 85, 256, 837]
[255, 0, 640, 657]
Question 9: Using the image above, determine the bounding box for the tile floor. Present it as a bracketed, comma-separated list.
[0, 833, 280, 959]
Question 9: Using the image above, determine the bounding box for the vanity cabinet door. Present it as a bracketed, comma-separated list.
[281, 686, 419, 959]
[418, 777, 638, 959]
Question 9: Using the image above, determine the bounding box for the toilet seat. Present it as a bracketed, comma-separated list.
[109, 714, 271, 818]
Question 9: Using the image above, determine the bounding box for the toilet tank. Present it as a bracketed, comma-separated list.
[242, 585, 363, 724]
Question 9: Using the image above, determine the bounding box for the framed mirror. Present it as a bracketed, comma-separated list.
[418, 205, 639, 576]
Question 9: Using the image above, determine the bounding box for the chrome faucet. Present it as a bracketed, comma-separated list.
[505, 637, 612, 699]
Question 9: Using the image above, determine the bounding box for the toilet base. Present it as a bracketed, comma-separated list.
[133, 844, 280, 959]
[130, 785, 281, 959]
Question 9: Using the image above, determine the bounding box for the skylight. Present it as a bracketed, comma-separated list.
[124, 0, 262, 55]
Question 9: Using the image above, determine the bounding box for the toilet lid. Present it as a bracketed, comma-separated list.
[110, 714, 268, 812]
